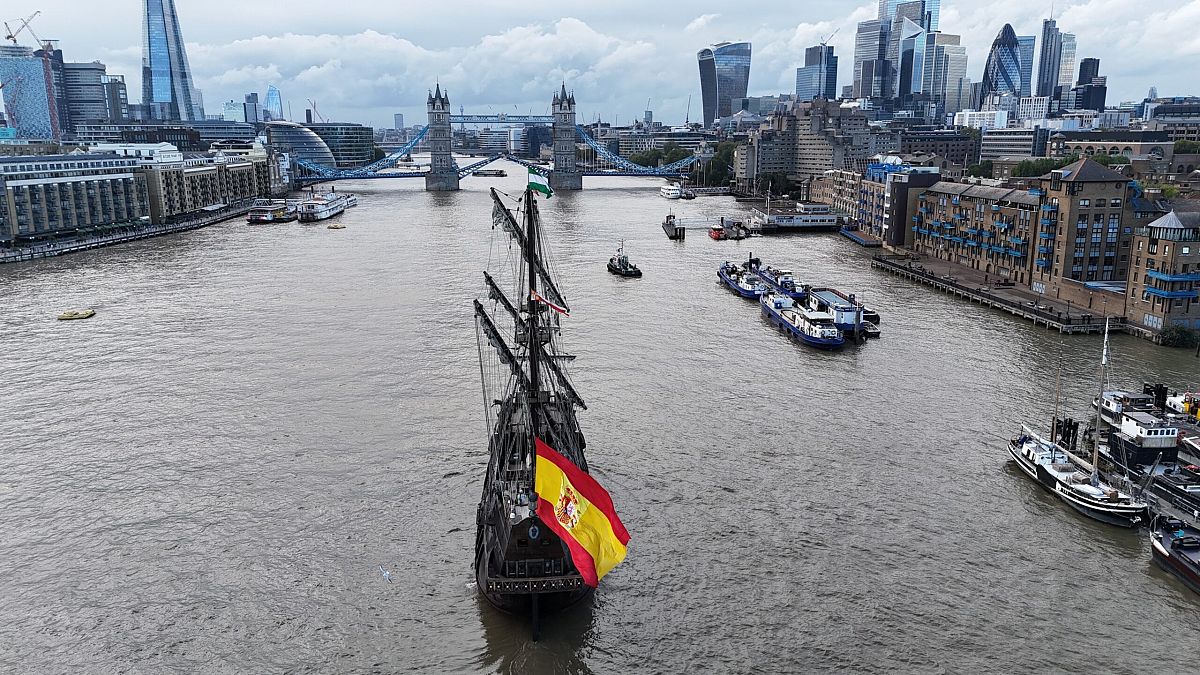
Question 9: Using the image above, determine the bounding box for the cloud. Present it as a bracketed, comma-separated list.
[685, 14, 720, 33]
[14, 0, 1196, 128]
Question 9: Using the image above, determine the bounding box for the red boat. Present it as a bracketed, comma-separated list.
[708, 224, 726, 240]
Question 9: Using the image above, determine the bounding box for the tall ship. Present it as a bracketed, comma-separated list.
[1006, 321, 1148, 528]
[297, 190, 357, 222]
[473, 187, 628, 633]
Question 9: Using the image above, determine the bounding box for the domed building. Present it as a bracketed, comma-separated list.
[265, 121, 336, 168]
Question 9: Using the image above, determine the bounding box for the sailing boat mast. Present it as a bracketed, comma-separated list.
[1091, 318, 1110, 482]
[525, 188, 542, 429]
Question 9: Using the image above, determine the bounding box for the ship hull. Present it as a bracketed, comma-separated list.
[1008, 440, 1145, 528]
[1151, 536, 1200, 596]
[718, 267, 761, 298]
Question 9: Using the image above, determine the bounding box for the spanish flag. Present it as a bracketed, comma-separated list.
[534, 438, 630, 587]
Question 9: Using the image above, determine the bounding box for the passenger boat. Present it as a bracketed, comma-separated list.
[57, 309, 95, 321]
[1149, 513, 1200, 596]
[717, 260, 765, 299]
[754, 264, 806, 300]
[607, 241, 642, 278]
[1006, 320, 1148, 528]
[709, 224, 726, 240]
[474, 187, 621, 629]
[660, 184, 683, 199]
[298, 191, 356, 222]
[760, 293, 844, 350]
[246, 201, 298, 224]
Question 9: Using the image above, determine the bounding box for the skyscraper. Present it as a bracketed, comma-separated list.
[1057, 34, 1077, 89]
[853, 19, 888, 99]
[853, 0, 939, 103]
[1076, 57, 1100, 86]
[923, 33, 968, 116]
[981, 25, 1024, 99]
[0, 45, 62, 139]
[697, 42, 751, 125]
[795, 44, 837, 101]
[1035, 19, 1062, 97]
[141, 0, 201, 121]
[1016, 35, 1036, 98]
[264, 85, 283, 121]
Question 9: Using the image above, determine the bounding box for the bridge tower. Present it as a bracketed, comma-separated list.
[425, 84, 459, 192]
[549, 84, 583, 191]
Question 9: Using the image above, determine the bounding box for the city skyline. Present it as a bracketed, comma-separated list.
[3, 0, 1197, 128]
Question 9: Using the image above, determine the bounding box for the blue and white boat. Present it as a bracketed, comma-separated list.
[718, 261, 766, 299]
[754, 264, 806, 300]
[760, 292, 845, 350]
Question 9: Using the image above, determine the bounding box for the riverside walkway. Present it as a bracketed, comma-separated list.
[0, 201, 255, 265]
[871, 253, 1123, 335]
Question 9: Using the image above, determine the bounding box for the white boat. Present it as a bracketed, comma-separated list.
[660, 185, 682, 200]
[298, 192, 355, 222]
[1006, 320, 1148, 528]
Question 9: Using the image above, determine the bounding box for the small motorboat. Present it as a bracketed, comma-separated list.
[327, 222, 346, 230]
[58, 309, 95, 321]
[708, 224, 727, 241]
[607, 241, 642, 278]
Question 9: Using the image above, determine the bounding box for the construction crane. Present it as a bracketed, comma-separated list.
[3, 11, 41, 45]
[306, 98, 326, 123]
[820, 28, 839, 47]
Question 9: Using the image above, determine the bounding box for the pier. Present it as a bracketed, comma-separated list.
[871, 254, 1124, 335]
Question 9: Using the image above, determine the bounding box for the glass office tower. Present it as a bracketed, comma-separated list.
[141, 0, 200, 121]
[698, 42, 752, 126]
[981, 24, 1023, 98]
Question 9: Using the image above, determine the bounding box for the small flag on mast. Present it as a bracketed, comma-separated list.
[528, 169, 553, 198]
[530, 289, 569, 317]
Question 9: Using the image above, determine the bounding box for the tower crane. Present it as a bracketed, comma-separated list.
[3, 11, 41, 45]
[820, 27, 839, 47]
[306, 98, 326, 123]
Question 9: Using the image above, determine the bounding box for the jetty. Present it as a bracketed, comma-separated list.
[871, 254, 1123, 335]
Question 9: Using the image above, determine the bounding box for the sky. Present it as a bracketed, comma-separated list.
[7, 0, 1200, 129]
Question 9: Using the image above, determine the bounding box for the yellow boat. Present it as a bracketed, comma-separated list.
[58, 309, 95, 320]
[327, 222, 346, 230]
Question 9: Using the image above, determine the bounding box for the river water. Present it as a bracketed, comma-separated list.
[2, 163, 1199, 673]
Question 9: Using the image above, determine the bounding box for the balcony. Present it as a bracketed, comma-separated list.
[1147, 270, 1200, 282]
[1038, 246, 1053, 254]
[1028, 188, 1046, 197]
[991, 205, 1001, 212]
[1145, 287, 1200, 300]
[952, 197, 960, 205]
[966, 228, 979, 235]
[1039, 232, 1055, 239]
[1040, 218, 1055, 225]
[1007, 249, 1025, 257]
[1010, 236, 1026, 245]
[1041, 203, 1058, 212]
[1036, 259, 1051, 268]
[952, 213, 964, 220]
[918, 207, 929, 214]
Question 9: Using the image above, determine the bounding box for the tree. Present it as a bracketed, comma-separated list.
[628, 141, 691, 168]
[1175, 140, 1200, 154]
[1090, 153, 1119, 166]
[1159, 325, 1200, 349]
[372, 147, 386, 161]
[698, 141, 738, 187]
[967, 160, 993, 178]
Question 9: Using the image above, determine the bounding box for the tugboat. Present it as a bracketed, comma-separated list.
[1149, 512, 1200, 596]
[607, 241, 642, 278]
[474, 187, 626, 633]
[717, 259, 765, 299]
[759, 293, 844, 350]
[1006, 320, 1148, 528]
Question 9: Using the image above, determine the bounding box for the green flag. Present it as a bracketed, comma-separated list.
[528, 170, 553, 198]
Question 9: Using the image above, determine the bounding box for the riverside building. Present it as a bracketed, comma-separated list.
[0, 154, 149, 244]
[1127, 208, 1200, 332]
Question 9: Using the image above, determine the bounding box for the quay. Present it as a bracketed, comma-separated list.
[0, 200, 255, 265]
[839, 227, 883, 248]
[871, 254, 1124, 335]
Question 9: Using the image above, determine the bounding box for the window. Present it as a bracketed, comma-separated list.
[1111, 199, 1122, 208]
[1079, 199, 1090, 207]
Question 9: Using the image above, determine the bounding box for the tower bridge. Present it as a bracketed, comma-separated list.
[294, 84, 699, 190]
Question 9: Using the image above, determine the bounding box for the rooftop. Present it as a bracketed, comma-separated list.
[1040, 157, 1129, 182]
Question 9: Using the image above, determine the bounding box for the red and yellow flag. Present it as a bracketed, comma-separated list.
[534, 438, 630, 587]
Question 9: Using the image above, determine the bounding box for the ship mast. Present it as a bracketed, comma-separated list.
[1090, 317, 1110, 484]
[525, 189, 543, 457]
